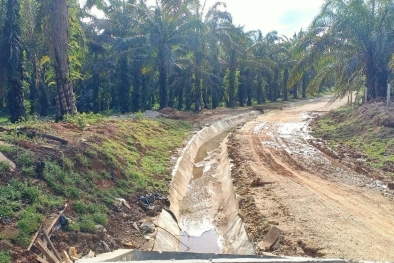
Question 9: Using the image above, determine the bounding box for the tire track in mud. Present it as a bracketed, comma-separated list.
[231, 99, 394, 261]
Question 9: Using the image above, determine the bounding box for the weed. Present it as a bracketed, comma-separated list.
[134, 112, 146, 120]
[0, 251, 11, 263]
[73, 201, 88, 214]
[61, 155, 74, 171]
[0, 161, 10, 175]
[77, 154, 91, 168]
[15, 207, 43, 246]
[92, 212, 107, 225]
[78, 215, 96, 232]
[15, 150, 34, 168]
[0, 145, 16, 154]
[84, 148, 98, 158]
[64, 112, 104, 130]
[88, 203, 108, 214]
[22, 166, 35, 177]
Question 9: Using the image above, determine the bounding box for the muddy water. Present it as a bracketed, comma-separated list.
[179, 230, 221, 253]
[178, 130, 232, 253]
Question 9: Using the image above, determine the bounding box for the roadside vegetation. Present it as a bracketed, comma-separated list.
[312, 102, 394, 176]
[0, 114, 191, 253]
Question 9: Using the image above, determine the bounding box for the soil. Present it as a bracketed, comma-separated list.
[159, 107, 253, 124]
[229, 97, 394, 261]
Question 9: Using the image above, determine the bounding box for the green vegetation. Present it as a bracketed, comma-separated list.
[0, 179, 62, 245]
[312, 104, 394, 174]
[0, 251, 11, 263]
[0, 117, 191, 248]
[0, 161, 10, 175]
[1, 0, 364, 124]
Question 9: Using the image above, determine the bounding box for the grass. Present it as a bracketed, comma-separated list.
[0, 161, 10, 175]
[0, 251, 11, 263]
[311, 103, 394, 175]
[0, 179, 63, 246]
[0, 116, 192, 248]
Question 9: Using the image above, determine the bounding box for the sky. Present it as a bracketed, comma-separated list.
[81, 0, 326, 38]
[199, 0, 325, 37]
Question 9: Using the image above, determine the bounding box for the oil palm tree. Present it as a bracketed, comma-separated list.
[290, 0, 394, 101]
[0, 0, 26, 123]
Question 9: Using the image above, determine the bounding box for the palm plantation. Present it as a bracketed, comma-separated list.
[0, 0, 392, 118]
[2, 1, 394, 262]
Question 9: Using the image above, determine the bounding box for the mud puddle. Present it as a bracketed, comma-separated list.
[179, 230, 221, 253]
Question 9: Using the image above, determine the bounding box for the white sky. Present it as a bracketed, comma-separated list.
[81, 0, 326, 37]
[197, 0, 325, 37]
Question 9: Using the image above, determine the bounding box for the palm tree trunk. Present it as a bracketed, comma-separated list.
[293, 81, 299, 99]
[159, 67, 168, 109]
[283, 68, 289, 101]
[194, 51, 203, 112]
[50, 0, 76, 119]
[177, 86, 183, 110]
[256, 72, 265, 104]
[8, 79, 25, 123]
[302, 72, 308, 98]
[1, 0, 25, 123]
[271, 67, 279, 102]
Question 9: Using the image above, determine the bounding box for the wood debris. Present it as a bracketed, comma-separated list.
[115, 198, 131, 209]
[30, 204, 69, 263]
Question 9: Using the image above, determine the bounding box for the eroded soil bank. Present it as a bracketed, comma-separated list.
[229, 98, 394, 261]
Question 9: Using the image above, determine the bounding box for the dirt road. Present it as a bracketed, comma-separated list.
[232, 98, 394, 261]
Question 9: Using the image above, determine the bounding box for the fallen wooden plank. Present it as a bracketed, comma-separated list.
[122, 200, 131, 209]
[132, 222, 141, 233]
[27, 227, 42, 251]
[61, 250, 72, 263]
[0, 127, 68, 145]
[43, 230, 61, 260]
[35, 254, 50, 263]
[69, 247, 79, 261]
[115, 198, 131, 209]
[45, 204, 68, 235]
[34, 239, 58, 263]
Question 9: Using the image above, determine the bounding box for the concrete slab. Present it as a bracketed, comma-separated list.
[258, 226, 281, 251]
[0, 152, 15, 171]
[0, 141, 13, 147]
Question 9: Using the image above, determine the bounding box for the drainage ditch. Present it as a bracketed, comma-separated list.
[153, 112, 260, 254]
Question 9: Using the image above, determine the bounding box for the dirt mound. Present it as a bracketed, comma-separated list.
[312, 101, 394, 175]
[159, 107, 194, 120]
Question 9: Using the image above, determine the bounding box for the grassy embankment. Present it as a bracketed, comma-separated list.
[0, 113, 191, 252]
[311, 102, 394, 176]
